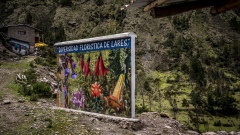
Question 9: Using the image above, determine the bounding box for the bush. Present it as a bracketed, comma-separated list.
[172, 15, 190, 31]
[45, 118, 53, 128]
[30, 94, 38, 101]
[18, 84, 32, 96]
[94, 0, 103, 6]
[23, 68, 37, 84]
[229, 17, 240, 33]
[32, 82, 52, 98]
[29, 62, 34, 68]
[34, 55, 56, 67]
[60, 0, 72, 6]
[136, 105, 149, 114]
[214, 120, 222, 126]
[18, 82, 52, 101]
[34, 57, 43, 65]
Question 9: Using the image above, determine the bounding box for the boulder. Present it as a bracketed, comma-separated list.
[160, 113, 169, 118]
[3, 100, 11, 104]
[202, 132, 217, 135]
[187, 130, 200, 135]
[216, 131, 228, 135]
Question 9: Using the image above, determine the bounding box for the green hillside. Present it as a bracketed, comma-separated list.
[1, 0, 240, 132]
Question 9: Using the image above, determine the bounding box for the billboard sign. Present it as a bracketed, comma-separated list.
[54, 32, 137, 118]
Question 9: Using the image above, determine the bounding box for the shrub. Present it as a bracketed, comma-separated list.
[32, 82, 52, 98]
[136, 105, 149, 114]
[18, 84, 32, 96]
[25, 11, 33, 25]
[45, 118, 53, 128]
[222, 123, 233, 127]
[229, 17, 240, 33]
[23, 68, 37, 84]
[172, 15, 190, 31]
[214, 120, 222, 126]
[29, 62, 34, 68]
[94, 0, 103, 6]
[30, 94, 38, 101]
[60, 0, 72, 6]
[34, 57, 43, 65]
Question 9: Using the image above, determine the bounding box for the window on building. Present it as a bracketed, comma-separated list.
[18, 31, 26, 35]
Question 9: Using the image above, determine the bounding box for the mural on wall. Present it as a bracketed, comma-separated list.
[55, 36, 133, 117]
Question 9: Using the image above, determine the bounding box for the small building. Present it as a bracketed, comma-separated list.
[0, 24, 41, 55]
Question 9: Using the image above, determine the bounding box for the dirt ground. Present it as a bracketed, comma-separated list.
[0, 56, 199, 135]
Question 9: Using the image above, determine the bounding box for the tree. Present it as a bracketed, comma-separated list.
[25, 11, 33, 25]
[144, 80, 152, 111]
[94, 0, 103, 6]
[60, 0, 72, 6]
[190, 57, 206, 87]
[153, 78, 162, 112]
[136, 70, 146, 109]
[55, 24, 66, 42]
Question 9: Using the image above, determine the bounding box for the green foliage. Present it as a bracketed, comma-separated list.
[25, 11, 33, 25]
[18, 84, 32, 96]
[94, 0, 103, 6]
[60, 0, 72, 6]
[207, 89, 238, 115]
[30, 94, 38, 101]
[35, 12, 56, 46]
[181, 63, 190, 74]
[234, 8, 240, 15]
[144, 81, 151, 92]
[165, 35, 194, 64]
[18, 82, 52, 100]
[136, 105, 149, 114]
[23, 68, 37, 84]
[213, 120, 222, 126]
[190, 57, 206, 87]
[32, 82, 52, 98]
[55, 24, 66, 42]
[34, 55, 56, 67]
[229, 17, 240, 33]
[171, 15, 190, 31]
[182, 98, 189, 108]
[29, 62, 34, 68]
[45, 118, 53, 128]
[189, 87, 205, 109]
